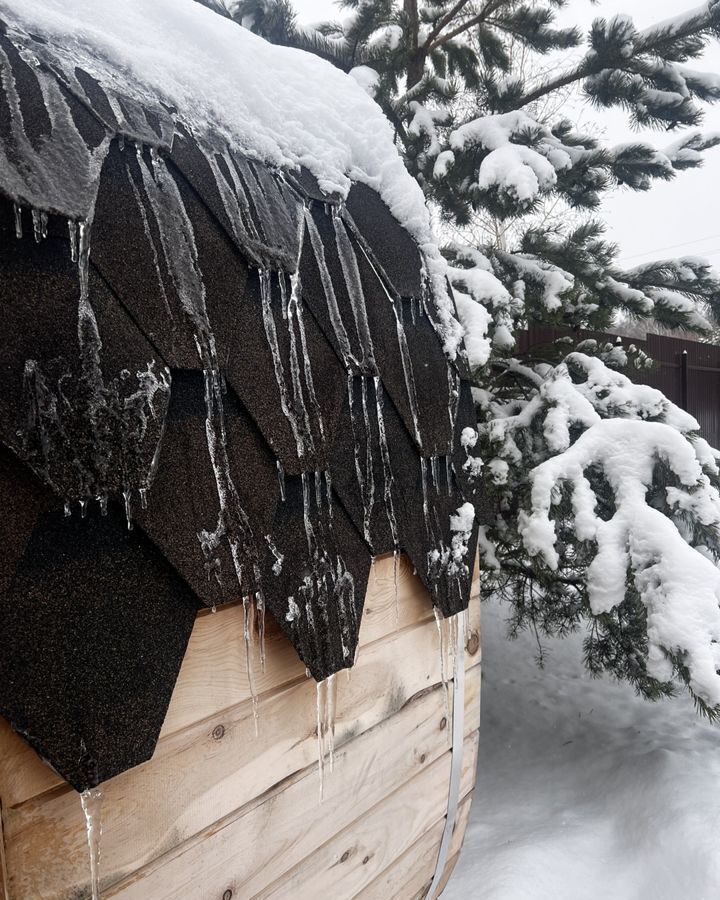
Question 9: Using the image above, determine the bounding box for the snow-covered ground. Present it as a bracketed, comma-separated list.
[445, 596, 720, 900]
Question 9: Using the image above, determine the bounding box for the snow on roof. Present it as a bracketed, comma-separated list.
[0, 0, 463, 355]
[0, 0, 482, 789]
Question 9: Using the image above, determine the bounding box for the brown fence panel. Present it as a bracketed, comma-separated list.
[516, 328, 720, 450]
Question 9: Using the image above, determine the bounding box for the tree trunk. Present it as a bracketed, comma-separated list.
[404, 0, 425, 89]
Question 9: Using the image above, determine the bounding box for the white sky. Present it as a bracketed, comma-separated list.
[291, 0, 720, 268]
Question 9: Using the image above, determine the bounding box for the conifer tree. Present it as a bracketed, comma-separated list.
[217, 0, 720, 717]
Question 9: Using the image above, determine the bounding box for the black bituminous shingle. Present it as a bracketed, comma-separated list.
[0, 447, 50, 597]
[224, 266, 347, 476]
[91, 142, 199, 368]
[261, 472, 371, 681]
[345, 182, 422, 298]
[137, 373, 279, 608]
[0, 505, 200, 792]
[0, 25, 481, 791]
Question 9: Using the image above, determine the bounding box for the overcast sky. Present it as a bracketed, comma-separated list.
[291, 0, 720, 268]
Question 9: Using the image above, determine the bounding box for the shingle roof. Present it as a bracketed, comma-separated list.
[0, 16, 482, 791]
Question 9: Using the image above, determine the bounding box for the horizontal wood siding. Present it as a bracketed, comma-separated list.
[0, 552, 480, 899]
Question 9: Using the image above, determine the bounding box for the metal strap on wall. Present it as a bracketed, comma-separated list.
[426, 609, 466, 898]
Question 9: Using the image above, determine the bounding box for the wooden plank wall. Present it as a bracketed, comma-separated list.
[0, 553, 481, 899]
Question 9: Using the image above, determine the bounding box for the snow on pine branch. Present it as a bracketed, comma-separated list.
[446, 229, 720, 366]
[484, 353, 720, 708]
[520, 419, 720, 708]
[428, 105, 720, 221]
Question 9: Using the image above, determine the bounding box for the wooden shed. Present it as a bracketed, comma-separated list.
[0, 2, 483, 897]
[0, 555, 481, 899]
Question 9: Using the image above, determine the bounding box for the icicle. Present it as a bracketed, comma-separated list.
[204, 150, 262, 258]
[256, 591, 266, 673]
[277, 459, 286, 501]
[360, 377, 375, 545]
[316, 679, 327, 802]
[31, 208, 42, 243]
[393, 549, 400, 626]
[420, 457, 430, 533]
[80, 787, 103, 900]
[13, 203, 22, 239]
[67, 219, 77, 262]
[122, 489, 133, 530]
[80, 498, 88, 519]
[281, 272, 315, 457]
[304, 208, 358, 369]
[410, 296, 417, 326]
[64, 499, 71, 518]
[326, 672, 337, 773]
[265, 534, 284, 575]
[434, 607, 451, 723]
[259, 268, 311, 458]
[393, 300, 423, 448]
[278, 265, 289, 320]
[242, 595, 259, 736]
[333, 212, 376, 373]
[445, 455, 452, 496]
[78, 219, 91, 300]
[324, 470, 334, 531]
[292, 276, 326, 443]
[125, 163, 176, 334]
[315, 674, 337, 797]
[139, 486, 148, 510]
[374, 376, 399, 550]
[348, 375, 371, 546]
[447, 365, 461, 438]
[431, 456, 440, 494]
[314, 469, 323, 510]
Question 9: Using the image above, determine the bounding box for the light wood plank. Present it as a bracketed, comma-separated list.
[0, 802, 9, 900]
[0, 552, 436, 810]
[167, 553, 434, 743]
[356, 791, 473, 900]
[257, 732, 478, 900]
[105, 672, 480, 900]
[4, 609, 480, 900]
[0, 550, 481, 899]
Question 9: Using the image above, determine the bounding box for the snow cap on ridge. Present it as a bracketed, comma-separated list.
[0, 0, 463, 355]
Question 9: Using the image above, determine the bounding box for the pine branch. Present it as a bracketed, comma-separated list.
[426, 0, 507, 53]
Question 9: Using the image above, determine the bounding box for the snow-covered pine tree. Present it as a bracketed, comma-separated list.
[219, 0, 720, 717]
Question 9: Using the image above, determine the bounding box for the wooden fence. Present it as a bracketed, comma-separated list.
[517, 327, 720, 450]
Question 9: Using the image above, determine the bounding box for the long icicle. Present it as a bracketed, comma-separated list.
[80, 787, 103, 900]
[136, 150, 262, 715]
[326, 672, 337, 773]
[304, 207, 359, 370]
[243, 595, 259, 735]
[348, 375, 371, 546]
[434, 607, 451, 724]
[259, 268, 311, 458]
[333, 211, 376, 372]
[360, 376, 375, 547]
[316, 678, 328, 802]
